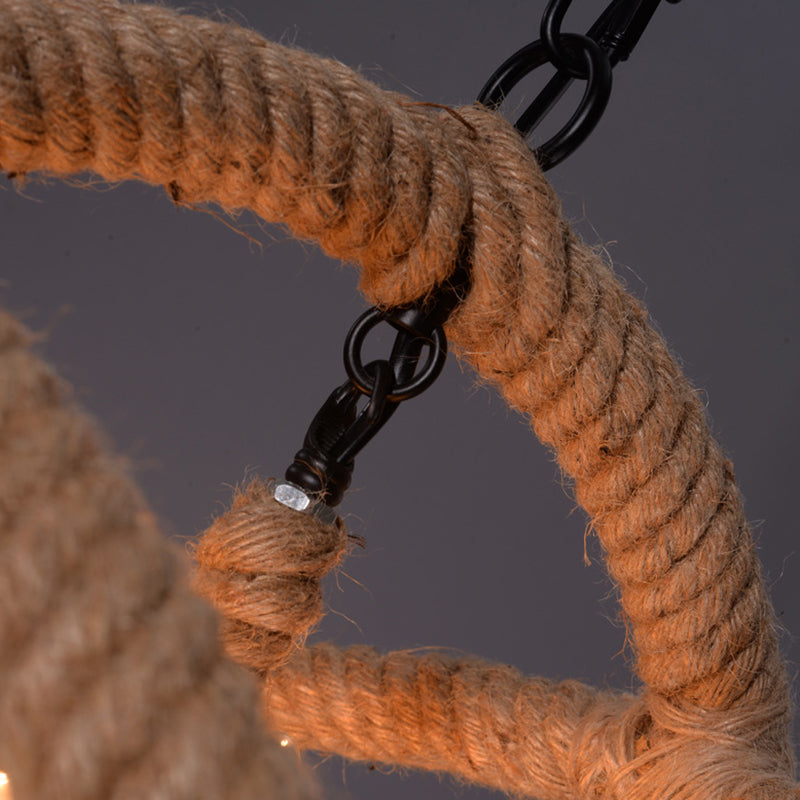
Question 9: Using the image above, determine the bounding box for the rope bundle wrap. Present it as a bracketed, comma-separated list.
[0, 0, 795, 797]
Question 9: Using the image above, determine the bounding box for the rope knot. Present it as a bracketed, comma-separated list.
[192, 480, 348, 674]
[568, 692, 799, 799]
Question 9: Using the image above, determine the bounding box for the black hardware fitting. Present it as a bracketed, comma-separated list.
[283, 0, 682, 508]
[478, 0, 683, 170]
[285, 259, 470, 507]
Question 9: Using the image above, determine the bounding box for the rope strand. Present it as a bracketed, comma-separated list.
[0, 311, 316, 799]
[191, 481, 348, 675]
[0, 0, 795, 797]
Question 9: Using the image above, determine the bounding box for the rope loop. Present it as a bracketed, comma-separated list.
[0, 1, 794, 798]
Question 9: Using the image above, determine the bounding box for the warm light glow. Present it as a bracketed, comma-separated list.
[0, 772, 10, 800]
[0, 774, 7, 786]
[280, 736, 291, 748]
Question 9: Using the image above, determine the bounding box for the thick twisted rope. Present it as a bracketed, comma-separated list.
[191, 482, 348, 676]
[263, 644, 795, 799]
[0, 312, 317, 799]
[0, 0, 796, 797]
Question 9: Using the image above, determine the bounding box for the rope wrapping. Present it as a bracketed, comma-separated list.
[0, 0, 795, 797]
[191, 482, 349, 676]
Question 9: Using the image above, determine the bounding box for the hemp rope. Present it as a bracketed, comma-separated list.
[0, 313, 319, 799]
[0, 0, 795, 798]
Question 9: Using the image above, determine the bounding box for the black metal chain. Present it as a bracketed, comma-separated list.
[478, 0, 682, 170]
[282, 0, 682, 508]
[284, 259, 469, 506]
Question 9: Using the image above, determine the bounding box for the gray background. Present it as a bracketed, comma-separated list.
[1, 1, 798, 797]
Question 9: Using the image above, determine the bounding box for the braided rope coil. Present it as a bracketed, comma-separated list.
[0, 0, 796, 798]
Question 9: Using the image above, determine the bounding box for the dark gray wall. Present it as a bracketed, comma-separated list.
[2, 2, 798, 797]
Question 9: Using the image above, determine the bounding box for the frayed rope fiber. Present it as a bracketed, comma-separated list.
[0, 0, 797, 797]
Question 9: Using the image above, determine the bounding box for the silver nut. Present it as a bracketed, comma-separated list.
[274, 482, 312, 512]
[268, 479, 338, 527]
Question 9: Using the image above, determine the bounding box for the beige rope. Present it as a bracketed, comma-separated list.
[0, 0, 796, 797]
[191, 482, 348, 676]
[263, 644, 796, 799]
[0, 312, 317, 799]
[266, 643, 634, 799]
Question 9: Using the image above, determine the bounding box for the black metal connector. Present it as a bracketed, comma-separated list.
[281, 0, 683, 508]
[478, 0, 682, 170]
[284, 260, 470, 506]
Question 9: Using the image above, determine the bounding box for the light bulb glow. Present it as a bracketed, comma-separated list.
[0, 773, 8, 786]
[280, 736, 291, 748]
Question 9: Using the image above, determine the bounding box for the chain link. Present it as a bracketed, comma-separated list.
[284, 260, 469, 506]
[282, 0, 682, 507]
[478, 0, 682, 170]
